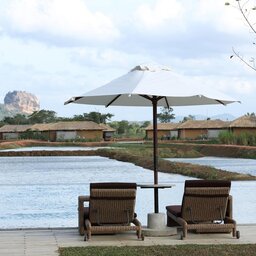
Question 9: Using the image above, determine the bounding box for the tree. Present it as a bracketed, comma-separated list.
[87, 112, 114, 124]
[116, 120, 130, 134]
[225, 0, 256, 71]
[109, 120, 145, 138]
[1, 109, 114, 125]
[140, 121, 151, 128]
[246, 112, 256, 117]
[157, 107, 175, 123]
[28, 110, 58, 124]
[3, 114, 28, 124]
[74, 112, 114, 124]
[182, 115, 195, 122]
[72, 114, 87, 121]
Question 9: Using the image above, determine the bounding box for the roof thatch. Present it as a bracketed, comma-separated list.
[0, 124, 33, 132]
[0, 121, 105, 133]
[30, 123, 55, 131]
[99, 123, 116, 132]
[177, 120, 231, 129]
[230, 115, 256, 128]
[145, 123, 179, 131]
[31, 121, 104, 131]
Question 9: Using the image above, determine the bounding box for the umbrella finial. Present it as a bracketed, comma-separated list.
[130, 64, 171, 72]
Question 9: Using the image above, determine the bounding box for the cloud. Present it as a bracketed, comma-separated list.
[3, 0, 119, 46]
[70, 47, 154, 69]
[233, 79, 255, 94]
[125, 0, 249, 61]
[196, 0, 248, 35]
[134, 0, 184, 30]
[203, 76, 255, 97]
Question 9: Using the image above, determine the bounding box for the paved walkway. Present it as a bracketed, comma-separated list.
[0, 225, 256, 256]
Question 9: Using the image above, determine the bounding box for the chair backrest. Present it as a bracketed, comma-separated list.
[181, 180, 231, 222]
[89, 182, 137, 225]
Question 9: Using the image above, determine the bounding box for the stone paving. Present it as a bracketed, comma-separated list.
[0, 225, 255, 256]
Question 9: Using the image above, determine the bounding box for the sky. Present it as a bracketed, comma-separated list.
[0, 0, 255, 121]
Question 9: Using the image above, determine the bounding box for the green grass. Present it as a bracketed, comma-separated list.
[59, 244, 256, 256]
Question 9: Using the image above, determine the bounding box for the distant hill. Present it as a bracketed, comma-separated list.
[211, 113, 236, 121]
[0, 91, 40, 120]
[173, 113, 236, 123]
[0, 103, 19, 120]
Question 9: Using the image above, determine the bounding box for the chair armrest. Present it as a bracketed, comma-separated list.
[226, 195, 233, 219]
[78, 195, 90, 235]
[78, 195, 90, 211]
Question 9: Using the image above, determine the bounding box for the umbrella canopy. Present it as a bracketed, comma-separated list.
[65, 64, 237, 107]
[65, 64, 239, 213]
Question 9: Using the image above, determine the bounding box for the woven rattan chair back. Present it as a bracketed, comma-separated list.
[181, 186, 230, 223]
[89, 188, 136, 225]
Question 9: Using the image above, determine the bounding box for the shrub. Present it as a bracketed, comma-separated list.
[218, 131, 256, 146]
[218, 131, 235, 144]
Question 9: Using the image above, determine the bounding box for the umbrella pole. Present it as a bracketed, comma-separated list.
[152, 97, 159, 213]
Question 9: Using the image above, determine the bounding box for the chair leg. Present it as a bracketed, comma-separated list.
[232, 227, 236, 237]
[85, 219, 92, 241]
[233, 227, 240, 239]
[181, 226, 187, 240]
[133, 219, 143, 240]
[136, 229, 142, 240]
[179, 219, 188, 240]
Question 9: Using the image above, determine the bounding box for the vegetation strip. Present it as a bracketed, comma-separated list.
[59, 244, 256, 256]
[0, 140, 255, 181]
[97, 148, 255, 181]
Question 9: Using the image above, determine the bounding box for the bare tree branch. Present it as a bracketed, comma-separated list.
[226, 0, 256, 72]
[237, 0, 256, 34]
[232, 47, 256, 71]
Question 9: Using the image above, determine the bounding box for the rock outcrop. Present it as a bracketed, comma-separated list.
[4, 91, 40, 115]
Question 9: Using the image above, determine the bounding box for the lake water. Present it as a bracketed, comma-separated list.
[0, 155, 255, 228]
[165, 156, 256, 176]
[165, 157, 256, 225]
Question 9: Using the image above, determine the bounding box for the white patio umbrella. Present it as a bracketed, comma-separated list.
[65, 64, 239, 213]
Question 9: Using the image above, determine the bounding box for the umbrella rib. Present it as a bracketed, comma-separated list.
[215, 99, 226, 106]
[139, 95, 164, 102]
[106, 95, 122, 107]
[139, 94, 152, 101]
[64, 96, 83, 105]
[164, 97, 170, 109]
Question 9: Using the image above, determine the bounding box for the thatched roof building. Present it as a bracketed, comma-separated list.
[230, 115, 256, 128]
[31, 121, 104, 131]
[177, 120, 230, 139]
[145, 123, 179, 131]
[145, 123, 179, 140]
[177, 120, 231, 129]
[0, 124, 32, 132]
[0, 121, 115, 141]
[0, 124, 33, 140]
[230, 115, 256, 135]
[99, 123, 116, 132]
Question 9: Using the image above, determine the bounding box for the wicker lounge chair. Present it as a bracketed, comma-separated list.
[166, 180, 240, 240]
[78, 182, 143, 241]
